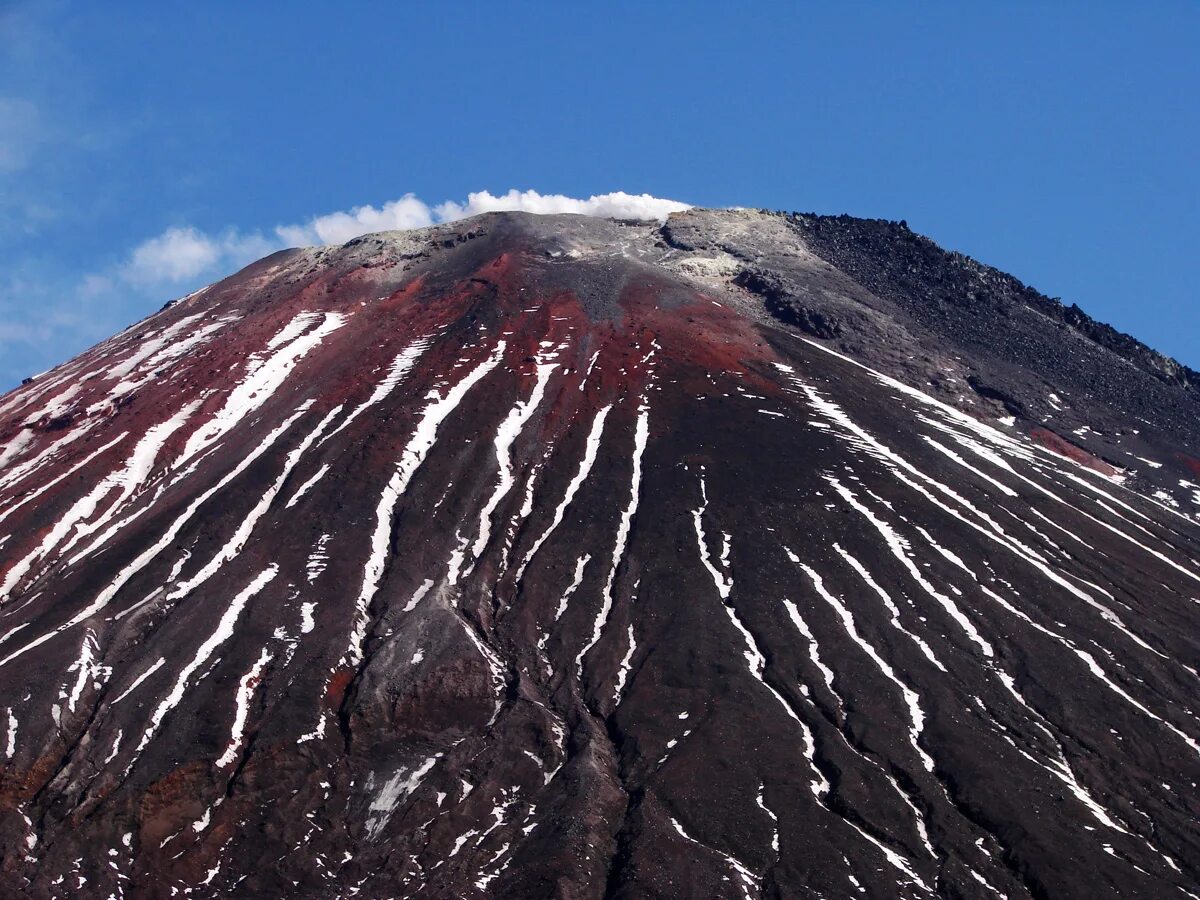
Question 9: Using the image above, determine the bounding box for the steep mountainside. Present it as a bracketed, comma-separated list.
[0, 209, 1196, 899]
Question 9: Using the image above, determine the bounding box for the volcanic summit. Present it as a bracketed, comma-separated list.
[0, 208, 1197, 899]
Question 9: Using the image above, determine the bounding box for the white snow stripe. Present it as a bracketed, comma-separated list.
[178, 311, 346, 466]
[305, 534, 331, 584]
[215, 647, 272, 769]
[104, 311, 208, 379]
[926, 413, 1200, 587]
[20, 381, 82, 426]
[826, 475, 995, 658]
[791, 346, 1200, 603]
[834, 544, 948, 672]
[45, 402, 201, 572]
[693, 472, 733, 600]
[0, 431, 128, 528]
[95, 315, 240, 408]
[667, 815, 759, 900]
[514, 405, 611, 583]
[976, 582, 1200, 758]
[581, 350, 601, 389]
[796, 560, 936, 773]
[842, 818, 932, 893]
[0, 404, 311, 670]
[284, 463, 331, 509]
[923, 436, 1018, 498]
[789, 369, 1046, 566]
[266, 312, 321, 350]
[780, 593, 841, 715]
[365, 754, 442, 840]
[538, 555, 590, 658]
[346, 341, 507, 665]
[65, 629, 109, 713]
[111, 658, 166, 705]
[892, 526, 1169, 832]
[691, 478, 829, 796]
[167, 403, 342, 602]
[612, 623, 637, 704]
[458, 616, 506, 724]
[468, 361, 557, 563]
[5, 708, 16, 759]
[0, 431, 33, 474]
[320, 336, 432, 448]
[756, 784, 780, 854]
[576, 402, 649, 677]
[127, 565, 278, 769]
[0, 420, 97, 494]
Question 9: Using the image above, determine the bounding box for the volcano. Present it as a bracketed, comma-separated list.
[0, 209, 1197, 899]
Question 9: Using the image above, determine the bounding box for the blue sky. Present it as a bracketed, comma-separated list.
[1, 2, 1196, 391]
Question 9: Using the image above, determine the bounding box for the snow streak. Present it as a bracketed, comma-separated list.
[514, 405, 611, 583]
[796, 561, 935, 773]
[0, 401, 199, 603]
[178, 311, 345, 466]
[576, 402, 649, 678]
[0, 404, 313, 669]
[346, 341, 506, 665]
[320, 336, 432, 448]
[128, 565, 278, 769]
[215, 647, 272, 769]
[468, 359, 557, 565]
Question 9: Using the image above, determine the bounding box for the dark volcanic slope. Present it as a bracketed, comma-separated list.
[0, 210, 1197, 899]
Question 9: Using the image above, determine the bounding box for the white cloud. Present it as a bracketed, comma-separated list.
[275, 193, 436, 246]
[432, 189, 692, 225]
[123, 227, 219, 283]
[114, 188, 692, 289]
[121, 226, 278, 285]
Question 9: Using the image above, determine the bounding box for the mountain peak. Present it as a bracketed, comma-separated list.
[0, 209, 1197, 898]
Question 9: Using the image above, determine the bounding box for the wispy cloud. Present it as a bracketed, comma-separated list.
[121, 227, 277, 285]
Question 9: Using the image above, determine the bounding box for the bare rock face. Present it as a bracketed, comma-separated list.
[0, 209, 1197, 899]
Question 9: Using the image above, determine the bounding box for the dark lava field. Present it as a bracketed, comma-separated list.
[0, 209, 1196, 899]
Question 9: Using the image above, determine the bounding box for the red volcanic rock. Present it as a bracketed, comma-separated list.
[1028, 426, 1122, 477]
[0, 209, 1197, 898]
[1178, 453, 1200, 480]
